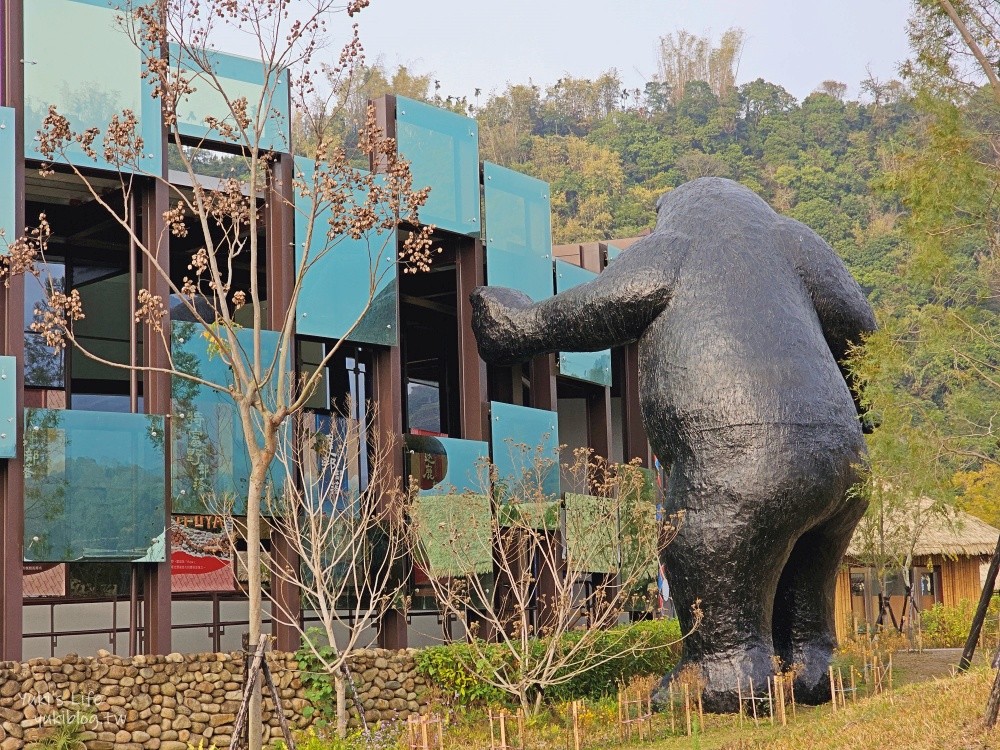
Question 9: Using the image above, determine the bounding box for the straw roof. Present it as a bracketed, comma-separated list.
[847, 502, 1000, 559]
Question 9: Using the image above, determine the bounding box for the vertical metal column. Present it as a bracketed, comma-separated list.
[455, 238, 488, 441]
[266, 152, 301, 653]
[141, 169, 173, 655]
[0, 0, 24, 661]
[371, 94, 407, 649]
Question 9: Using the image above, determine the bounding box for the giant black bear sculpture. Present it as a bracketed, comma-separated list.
[471, 177, 876, 711]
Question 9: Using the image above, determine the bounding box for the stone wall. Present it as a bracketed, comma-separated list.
[0, 647, 431, 749]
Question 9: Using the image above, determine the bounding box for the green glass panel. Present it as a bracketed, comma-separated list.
[170, 321, 287, 515]
[23, 408, 166, 562]
[564, 493, 618, 573]
[396, 96, 480, 237]
[555, 260, 612, 386]
[405, 434, 489, 496]
[490, 401, 559, 501]
[172, 44, 291, 153]
[294, 156, 398, 345]
[0, 107, 13, 249]
[483, 161, 554, 302]
[411, 494, 493, 577]
[23, 0, 162, 173]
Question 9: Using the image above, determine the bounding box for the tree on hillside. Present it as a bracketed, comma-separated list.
[656, 28, 745, 104]
[1, 2, 434, 748]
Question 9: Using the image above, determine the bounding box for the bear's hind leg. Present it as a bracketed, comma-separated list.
[772, 502, 866, 704]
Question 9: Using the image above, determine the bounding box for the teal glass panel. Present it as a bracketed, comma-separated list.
[0, 107, 13, 249]
[555, 260, 612, 386]
[606, 241, 624, 264]
[170, 321, 287, 515]
[172, 44, 291, 153]
[294, 156, 398, 345]
[490, 401, 559, 501]
[395, 96, 480, 237]
[564, 493, 618, 573]
[483, 161, 554, 302]
[23, 0, 162, 173]
[404, 434, 489, 496]
[0, 357, 15, 458]
[24, 408, 166, 562]
[487, 248, 554, 303]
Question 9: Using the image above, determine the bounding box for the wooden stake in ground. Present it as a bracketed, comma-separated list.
[749, 676, 759, 726]
[850, 666, 857, 704]
[962, 536, 1000, 671]
[572, 700, 581, 750]
[767, 676, 774, 726]
[837, 666, 846, 709]
[669, 684, 676, 734]
[829, 666, 838, 713]
[737, 680, 744, 728]
[684, 683, 692, 736]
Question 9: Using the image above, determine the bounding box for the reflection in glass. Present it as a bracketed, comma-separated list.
[24, 263, 67, 390]
[407, 380, 442, 435]
[489, 401, 560, 501]
[170, 321, 287, 515]
[294, 157, 398, 345]
[23, 0, 161, 172]
[483, 162, 554, 301]
[23, 408, 166, 562]
[555, 261, 612, 386]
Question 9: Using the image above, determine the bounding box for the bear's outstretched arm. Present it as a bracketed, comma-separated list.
[778, 217, 877, 421]
[471, 236, 677, 366]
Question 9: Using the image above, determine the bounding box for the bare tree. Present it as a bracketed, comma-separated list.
[657, 27, 745, 104]
[409, 446, 697, 716]
[2, 2, 434, 748]
[259, 405, 409, 738]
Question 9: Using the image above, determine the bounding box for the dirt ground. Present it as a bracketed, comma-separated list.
[892, 646, 984, 684]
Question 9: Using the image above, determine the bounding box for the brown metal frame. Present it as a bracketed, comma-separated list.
[1, 0, 25, 662]
[266, 152, 301, 652]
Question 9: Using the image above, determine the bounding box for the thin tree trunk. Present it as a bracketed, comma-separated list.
[336, 671, 348, 739]
[937, 0, 1000, 101]
[986, 665, 1000, 728]
[247, 464, 267, 750]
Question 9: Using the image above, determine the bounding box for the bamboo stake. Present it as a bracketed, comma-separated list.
[669, 684, 676, 734]
[684, 683, 692, 736]
[489, 710, 496, 750]
[617, 690, 623, 743]
[829, 666, 838, 713]
[837, 667, 846, 709]
[749, 677, 759, 726]
[647, 693, 653, 740]
[438, 717, 444, 750]
[517, 710, 525, 750]
[421, 716, 430, 750]
[789, 675, 796, 719]
[850, 666, 857, 704]
[697, 688, 704, 726]
[767, 676, 775, 725]
[888, 654, 894, 705]
[737, 680, 744, 728]
[499, 710, 507, 750]
[777, 677, 786, 726]
[573, 701, 581, 750]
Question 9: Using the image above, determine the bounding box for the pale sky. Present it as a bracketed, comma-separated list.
[353, 0, 915, 103]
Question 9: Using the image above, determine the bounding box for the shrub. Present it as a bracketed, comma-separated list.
[918, 596, 1000, 648]
[415, 618, 682, 708]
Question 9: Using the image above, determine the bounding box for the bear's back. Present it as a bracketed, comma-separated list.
[632, 179, 863, 460]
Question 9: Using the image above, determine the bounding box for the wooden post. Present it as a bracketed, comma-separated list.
[749, 677, 759, 726]
[489, 710, 496, 750]
[737, 680, 744, 728]
[789, 675, 796, 719]
[850, 666, 857, 703]
[836, 667, 845, 709]
[684, 683, 691, 736]
[572, 700, 581, 750]
[669, 684, 676, 734]
[829, 667, 837, 712]
[499, 710, 507, 750]
[961, 536, 1000, 671]
[767, 676, 774, 725]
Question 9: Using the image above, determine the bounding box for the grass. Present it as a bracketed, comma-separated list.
[644, 667, 998, 750]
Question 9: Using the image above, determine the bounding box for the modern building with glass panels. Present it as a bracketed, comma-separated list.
[0, 0, 654, 660]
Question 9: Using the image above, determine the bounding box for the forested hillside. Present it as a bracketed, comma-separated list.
[297, 30, 917, 301]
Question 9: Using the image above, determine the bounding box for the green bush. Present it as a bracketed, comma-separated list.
[415, 618, 682, 707]
[918, 596, 1000, 648]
